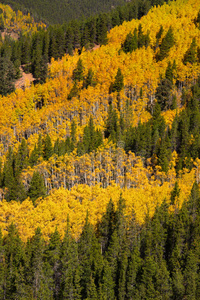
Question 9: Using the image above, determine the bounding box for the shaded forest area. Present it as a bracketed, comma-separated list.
[1, 183, 200, 299]
[0, 0, 166, 24]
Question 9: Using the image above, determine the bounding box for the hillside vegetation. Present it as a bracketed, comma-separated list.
[0, 3, 45, 35]
[1, 1, 200, 299]
[0, 0, 156, 24]
[0, 0, 200, 242]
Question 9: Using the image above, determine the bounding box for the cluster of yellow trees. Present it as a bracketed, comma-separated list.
[0, 4, 45, 37]
[0, 167, 195, 242]
[0, 0, 200, 240]
[0, 147, 199, 241]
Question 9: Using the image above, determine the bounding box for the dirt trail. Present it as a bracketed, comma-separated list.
[15, 67, 35, 90]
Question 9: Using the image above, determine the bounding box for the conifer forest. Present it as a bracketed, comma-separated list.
[0, 0, 200, 298]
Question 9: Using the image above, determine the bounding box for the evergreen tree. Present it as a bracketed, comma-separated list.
[65, 24, 74, 55]
[49, 31, 59, 60]
[126, 247, 142, 299]
[60, 219, 81, 299]
[104, 104, 120, 142]
[78, 213, 103, 299]
[183, 38, 197, 65]
[2, 147, 26, 202]
[44, 228, 61, 299]
[112, 68, 124, 93]
[26, 227, 53, 299]
[155, 78, 173, 111]
[155, 25, 163, 49]
[122, 29, 137, 53]
[96, 13, 108, 45]
[15, 138, 29, 176]
[29, 144, 39, 167]
[0, 57, 16, 96]
[43, 134, 53, 160]
[171, 181, 180, 205]
[3, 223, 27, 299]
[156, 26, 175, 61]
[138, 256, 158, 299]
[165, 61, 174, 83]
[137, 24, 150, 48]
[68, 81, 79, 100]
[83, 68, 96, 89]
[98, 198, 116, 254]
[184, 249, 198, 299]
[27, 171, 47, 204]
[82, 116, 103, 153]
[99, 259, 115, 300]
[73, 58, 84, 82]
[195, 10, 200, 29]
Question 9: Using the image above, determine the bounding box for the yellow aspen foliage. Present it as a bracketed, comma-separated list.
[0, 165, 196, 242]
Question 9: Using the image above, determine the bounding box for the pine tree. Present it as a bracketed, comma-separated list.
[155, 25, 163, 49]
[60, 220, 81, 299]
[73, 58, 84, 82]
[96, 13, 108, 45]
[155, 78, 173, 111]
[183, 38, 197, 65]
[68, 81, 79, 100]
[138, 256, 158, 299]
[3, 147, 26, 202]
[27, 171, 47, 204]
[70, 119, 77, 150]
[99, 259, 115, 300]
[43, 134, 53, 160]
[171, 181, 180, 205]
[0, 57, 16, 96]
[156, 26, 174, 61]
[112, 68, 124, 93]
[15, 138, 29, 176]
[49, 32, 59, 60]
[65, 24, 74, 55]
[3, 223, 27, 299]
[122, 30, 137, 53]
[98, 199, 116, 254]
[60, 219, 81, 299]
[104, 104, 120, 142]
[44, 228, 61, 299]
[126, 247, 142, 299]
[184, 249, 198, 299]
[26, 227, 53, 299]
[78, 213, 103, 299]
[83, 68, 96, 89]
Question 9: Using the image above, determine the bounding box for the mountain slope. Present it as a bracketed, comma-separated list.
[1, 0, 129, 24]
[0, 0, 200, 240]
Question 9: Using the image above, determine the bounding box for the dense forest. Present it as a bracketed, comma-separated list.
[0, 0, 200, 298]
[1, 185, 200, 299]
[0, 0, 166, 24]
[0, 0, 199, 237]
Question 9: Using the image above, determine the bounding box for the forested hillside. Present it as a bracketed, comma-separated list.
[0, 0, 199, 241]
[0, 0, 167, 94]
[0, 0, 198, 246]
[1, 185, 200, 299]
[1, 0, 200, 298]
[0, 0, 165, 24]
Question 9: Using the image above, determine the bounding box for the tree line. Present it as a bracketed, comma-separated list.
[1, 0, 166, 25]
[1, 182, 200, 299]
